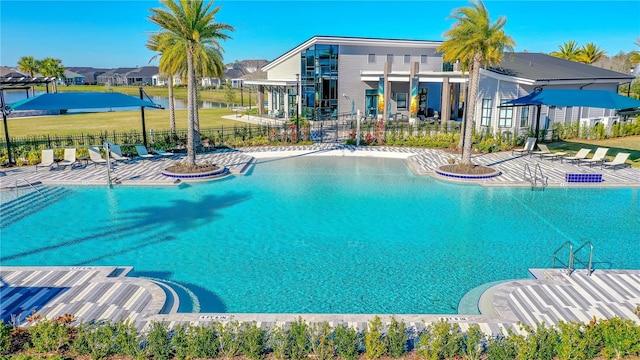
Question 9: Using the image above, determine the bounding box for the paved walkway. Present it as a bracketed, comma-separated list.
[1, 145, 639, 334]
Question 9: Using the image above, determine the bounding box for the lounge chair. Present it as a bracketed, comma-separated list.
[88, 146, 107, 166]
[151, 148, 174, 157]
[35, 149, 57, 172]
[579, 147, 609, 167]
[512, 137, 536, 156]
[601, 152, 630, 170]
[562, 148, 591, 164]
[109, 144, 130, 163]
[57, 148, 77, 169]
[135, 145, 155, 160]
[531, 144, 567, 160]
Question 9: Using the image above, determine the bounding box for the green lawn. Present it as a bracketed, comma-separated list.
[4, 108, 245, 137]
[37, 84, 257, 104]
[548, 136, 640, 167]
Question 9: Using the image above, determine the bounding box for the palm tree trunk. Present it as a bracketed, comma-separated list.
[185, 46, 196, 166]
[168, 75, 176, 136]
[461, 54, 481, 165]
[193, 81, 201, 148]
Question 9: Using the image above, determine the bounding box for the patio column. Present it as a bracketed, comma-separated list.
[441, 77, 451, 129]
[383, 61, 391, 120]
[258, 85, 264, 115]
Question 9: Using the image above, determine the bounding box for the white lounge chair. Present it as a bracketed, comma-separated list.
[35, 149, 56, 172]
[57, 148, 77, 169]
[579, 147, 609, 167]
[135, 145, 155, 160]
[562, 148, 591, 164]
[601, 152, 630, 170]
[512, 137, 536, 156]
[88, 146, 107, 166]
[109, 144, 130, 163]
[531, 144, 567, 160]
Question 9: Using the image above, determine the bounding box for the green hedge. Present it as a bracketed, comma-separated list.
[2, 312, 640, 360]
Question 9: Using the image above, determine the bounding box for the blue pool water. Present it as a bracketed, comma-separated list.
[1, 156, 639, 314]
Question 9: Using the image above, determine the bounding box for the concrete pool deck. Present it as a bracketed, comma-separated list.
[0, 144, 639, 189]
[1, 145, 639, 333]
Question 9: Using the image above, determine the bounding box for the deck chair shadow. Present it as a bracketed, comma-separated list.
[135, 145, 155, 160]
[151, 148, 174, 157]
[601, 152, 630, 170]
[512, 137, 536, 156]
[579, 147, 609, 167]
[57, 148, 77, 169]
[109, 144, 130, 163]
[531, 144, 567, 160]
[88, 146, 107, 167]
[562, 148, 591, 164]
[35, 149, 57, 172]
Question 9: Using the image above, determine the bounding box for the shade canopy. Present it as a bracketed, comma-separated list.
[502, 89, 640, 110]
[8, 92, 162, 111]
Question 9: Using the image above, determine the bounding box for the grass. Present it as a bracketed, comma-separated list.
[36, 84, 257, 104]
[4, 108, 245, 137]
[548, 135, 640, 167]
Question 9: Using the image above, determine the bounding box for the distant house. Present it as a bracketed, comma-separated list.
[0, 66, 28, 78]
[59, 70, 85, 85]
[67, 67, 109, 85]
[152, 74, 182, 86]
[126, 66, 158, 85]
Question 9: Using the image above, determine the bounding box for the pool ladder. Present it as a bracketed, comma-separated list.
[15, 178, 43, 197]
[524, 163, 548, 190]
[552, 240, 595, 276]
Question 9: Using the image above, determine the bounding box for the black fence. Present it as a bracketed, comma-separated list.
[0, 120, 463, 161]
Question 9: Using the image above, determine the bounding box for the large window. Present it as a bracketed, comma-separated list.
[420, 55, 428, 64]
[481, 99, 493, 126]
[300, 44, 339, 120]
[386, 54, 393, 63]
[396, 93, 408, 109]
[404, 55, 411, 64]
[498, 105, 513, 128]
[520, 107, 529, 127]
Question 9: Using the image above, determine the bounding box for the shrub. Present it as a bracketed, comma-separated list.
[463, 324, 485, 360]
[286, 317, 310, 360]
[416, 320, 463, 360]
[27, 318, 72, 353]
[217, 320, 241, 358]
[387, 317, 407, 358]
[486, 332, 517, 360]
[144, 321, 172, 360]
[599, 317, 640, 359]
[0, 320, 10, 354]
[268, 324, 287, 360]
[186, 323, 218, 359]
[333, 324, 360, 360]
[309, 322, 334, 360]
[240, 322, 267, 360]
[364, 316, 386, 359]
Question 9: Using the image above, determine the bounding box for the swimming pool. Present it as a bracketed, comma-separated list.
[1, 156, 639, 314]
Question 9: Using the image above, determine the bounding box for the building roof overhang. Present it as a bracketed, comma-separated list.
[262, 35, 443, 72]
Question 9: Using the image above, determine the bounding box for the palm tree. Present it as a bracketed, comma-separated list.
[148, 0, 234, 166]
[17, 56, 39, 96]
[579, 43, 607, 64]
[437, 0, 515, 165]
[550, 40, 582, 61]
[147, 32, 178, 136]
[629, 38, 640, 66]
[37, 57, 65, 92]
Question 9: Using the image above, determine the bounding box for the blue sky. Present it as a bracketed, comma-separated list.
[1, 0, 638, 69]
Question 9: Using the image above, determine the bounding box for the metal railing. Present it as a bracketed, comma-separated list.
[15, 178, 42, 197]
[524, 163, 548, 189]
[573, 241, 595, 276]
[552, 241, 574, 275]
[552, 240, 595, 276]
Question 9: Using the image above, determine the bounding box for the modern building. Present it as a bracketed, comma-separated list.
[245, 36, 466, 122]
[59, 70, 85, 85]
[246, 35, 634, 135]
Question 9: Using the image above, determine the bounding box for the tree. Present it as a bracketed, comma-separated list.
[579, 43, 607, 64]
[630, 38, 640, 66]
[37, 57, 65, 92]
[437, 0, 515, 165]
[550, 40, 582, 61]
[147, 32, 178, 136]
[148, 0, 234, 166]
[17, 56, 39, 96]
